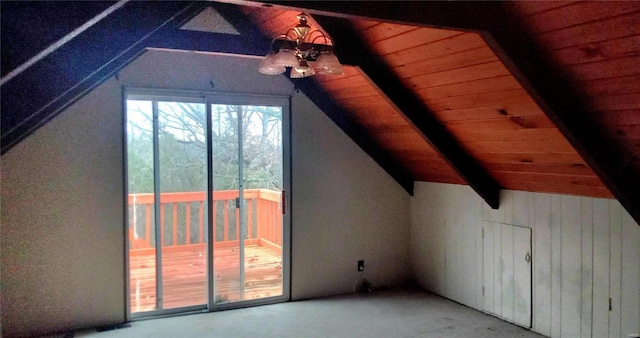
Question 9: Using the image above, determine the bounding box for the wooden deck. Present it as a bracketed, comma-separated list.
[129, 244, 283, 313]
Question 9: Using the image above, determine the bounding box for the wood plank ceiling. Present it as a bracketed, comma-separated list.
[241, 4, 613, 198]
[241, 7, 467, 185]
[506, 1, 640, 195]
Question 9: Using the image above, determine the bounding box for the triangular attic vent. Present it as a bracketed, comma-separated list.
[180, 6, 240, 35]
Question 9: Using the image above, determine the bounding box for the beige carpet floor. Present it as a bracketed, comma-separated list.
[74, 288, 546, 337]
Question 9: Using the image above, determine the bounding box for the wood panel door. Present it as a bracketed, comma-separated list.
[483, 221, 532, 328]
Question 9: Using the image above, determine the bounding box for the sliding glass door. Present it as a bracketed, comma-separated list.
[126, 90, 289, 317]
[127, 96, 209, 314]
[210, 104, 285, 304]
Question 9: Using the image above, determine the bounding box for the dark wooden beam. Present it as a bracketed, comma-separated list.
[147, 30, 271, 57]
[1, 1, 208, 154]
[147, 28, 358, 67]
[229, 0, 494, 32]
[211, 2, 414, 194]
[315, 16, 500, 208]
[1, 1, 117, 77]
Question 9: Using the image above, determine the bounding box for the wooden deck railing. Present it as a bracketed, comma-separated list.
[128, 189, 282, 254]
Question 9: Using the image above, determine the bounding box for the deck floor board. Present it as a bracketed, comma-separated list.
[130, 244, 283, 312]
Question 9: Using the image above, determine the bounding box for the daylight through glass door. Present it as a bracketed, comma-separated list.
[126, 91, 287, 316]
[210, 104, 284, 304]
[127, 97, 208, 314]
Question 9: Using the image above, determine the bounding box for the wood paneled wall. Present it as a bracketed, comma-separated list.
[411, 182, 640, 337]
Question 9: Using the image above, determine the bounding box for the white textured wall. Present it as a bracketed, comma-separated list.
[290, 94, 411, 300]
[1, 77, 126, 338]
[411, 181, 640, 338]
[1, 50, 410, 336]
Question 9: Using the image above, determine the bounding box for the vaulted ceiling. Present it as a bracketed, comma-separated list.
[1, 1, 639, 225]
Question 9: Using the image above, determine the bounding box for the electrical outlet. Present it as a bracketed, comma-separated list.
[358, 260, 364, 271]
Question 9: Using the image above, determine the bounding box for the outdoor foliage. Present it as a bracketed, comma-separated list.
[126, 99, 283, 245]
[126, 100, 283, 194]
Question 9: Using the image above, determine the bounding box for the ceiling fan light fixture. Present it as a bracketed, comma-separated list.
[294, 60, 312, 73]
[258, 12, 342, 78]
[293, 13, 311, 39]
[272, 48, 299, 68]
[258, 52, 286, 75]
[290, 64, 315, 78]
[316, 52, 343, 75]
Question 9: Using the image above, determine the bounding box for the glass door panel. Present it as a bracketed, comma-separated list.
[157, 101, 208, 310]
[127, 96, 208, 315]
[211, 104, 284, 305]
[210, 104, 242, 303]
[127, 100, 157, 313]
[241, 105, 283, 300]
